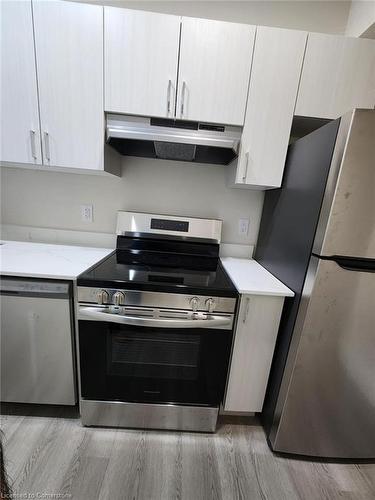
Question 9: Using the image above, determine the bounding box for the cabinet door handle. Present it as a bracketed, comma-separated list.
[30, 130, 37, 160]
[243, 297, 250, 324]
[44, 131, 50, 162]
[242, 151, 249, 183]
[180, 81, 186, 117]
[167, 79, 172, 115]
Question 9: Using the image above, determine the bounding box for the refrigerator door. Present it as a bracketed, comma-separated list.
[271, 256, 375, 458]
[316, 109, 375, 259]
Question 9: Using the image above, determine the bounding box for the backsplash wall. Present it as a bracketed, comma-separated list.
[1, 158, 264, 246]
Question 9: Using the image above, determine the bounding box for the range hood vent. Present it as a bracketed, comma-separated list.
[106, 114, 241, 165]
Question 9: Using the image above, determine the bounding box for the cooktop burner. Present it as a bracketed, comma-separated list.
[78, 249, 236, 296]
[77, 212, 238, 297]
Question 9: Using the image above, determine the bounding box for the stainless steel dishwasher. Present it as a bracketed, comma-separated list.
[0, 277, 76, 405]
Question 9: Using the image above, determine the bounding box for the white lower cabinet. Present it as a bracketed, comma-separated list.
[224, 294, 285, 413]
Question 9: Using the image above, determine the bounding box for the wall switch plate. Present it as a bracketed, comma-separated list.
[238, 218, 249, 236]
[81, 204, 93, 223]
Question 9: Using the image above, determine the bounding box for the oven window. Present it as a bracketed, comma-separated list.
[108, 330, 200, 381]
[79, 320, 233, 406]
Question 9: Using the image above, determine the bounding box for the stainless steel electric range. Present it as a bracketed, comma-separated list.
[76, 212, 238, 432]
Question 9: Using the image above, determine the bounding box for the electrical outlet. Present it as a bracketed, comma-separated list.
[238, 218, 249, 236]
[81, 204, 93, 223]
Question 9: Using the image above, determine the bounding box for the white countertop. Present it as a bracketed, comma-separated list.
[0, 240, 113, 280]
[0, 241, 294, 294]
[221, 257, 294, 297]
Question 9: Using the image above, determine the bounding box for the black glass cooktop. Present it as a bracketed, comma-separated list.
[78, 236, 237, 297]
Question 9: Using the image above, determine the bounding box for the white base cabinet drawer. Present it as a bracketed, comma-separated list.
[224, 294, 284, 413]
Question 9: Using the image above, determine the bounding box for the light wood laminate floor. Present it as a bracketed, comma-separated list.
[1, 404, 374, 500]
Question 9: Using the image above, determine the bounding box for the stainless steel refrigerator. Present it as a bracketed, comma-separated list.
[255, 109, 375, 459]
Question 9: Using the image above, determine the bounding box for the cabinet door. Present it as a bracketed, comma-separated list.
[296, 33, 375, 119]
[0, 1, 42, 164]
[176, 18, 255, 125]
[224, 295, 284, 413]
[236, 27, 307, 188]
[104, 8, 180, 118]
[33, 0, 104, 170]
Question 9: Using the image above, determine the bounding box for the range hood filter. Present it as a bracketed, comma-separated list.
[154, 141, 196, 161]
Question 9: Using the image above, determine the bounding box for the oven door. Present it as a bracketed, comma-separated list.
[78, 306, 234, 406]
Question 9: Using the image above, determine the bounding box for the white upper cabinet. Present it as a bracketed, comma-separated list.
[0, 1, 42, 165]
[3, 2, 373, 175]
[229, 27, 307, 189]
[104, 8, 181, 118]
[176, 18, 255, 125]
[104, 12, 255, 125]
[33, 0, 104, 170]
[296, 33, 375, 119]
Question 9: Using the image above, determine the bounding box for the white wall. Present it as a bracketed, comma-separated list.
[345, 1, 375, 37]
[1, 160, 263, 246]
[75, 0, 351, 34]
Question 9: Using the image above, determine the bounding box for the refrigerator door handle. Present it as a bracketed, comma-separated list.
[313, 254, 375, 273]
[335, 258, 375, 273]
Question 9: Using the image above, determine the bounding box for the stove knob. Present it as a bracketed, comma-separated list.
[97, 289, 109, 305]
[190, 297, 199, 312]
[113, 291, 126, 306]
[205, 298, 215, 313]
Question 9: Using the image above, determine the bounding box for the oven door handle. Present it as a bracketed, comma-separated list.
[78, 306, 231, 329]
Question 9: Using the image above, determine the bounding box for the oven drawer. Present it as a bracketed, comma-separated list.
[80, 399, 219, 432]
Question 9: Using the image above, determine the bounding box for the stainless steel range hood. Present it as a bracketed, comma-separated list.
[106, 114, 241, 165]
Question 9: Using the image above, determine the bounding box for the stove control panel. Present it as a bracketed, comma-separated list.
[78, 287, 237, 314]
